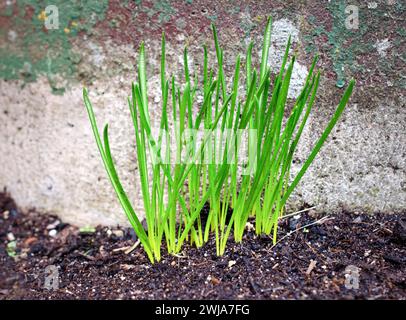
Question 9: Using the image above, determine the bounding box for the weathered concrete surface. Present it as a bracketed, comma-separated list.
[0, 1, 405, 226]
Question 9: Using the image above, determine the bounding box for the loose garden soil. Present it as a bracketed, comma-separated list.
[0, 192, 405, 300]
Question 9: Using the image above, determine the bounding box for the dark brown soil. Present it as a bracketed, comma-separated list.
[0, 192, 405, 300]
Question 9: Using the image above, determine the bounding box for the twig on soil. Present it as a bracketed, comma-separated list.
[112, 240, 141, 254]
[112, 246, 131, 253]
[124, 240, 141, 254]
[373, 222, 393, 234]
[271, 215, 333, 249]
[305, 259, 317, 275]
[279, 206, 318, 220]
[65, 289, 74, 295]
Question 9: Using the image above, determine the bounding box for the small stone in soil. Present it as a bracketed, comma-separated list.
[112, 229, 124, 239]
[48, 229, 57, 237]
[353, 216, 363, 223]
[7, 232, 15, 241]
[245, 222, 255, 231]
[46, 220, 60, 230]
[228, 260, 236, 268]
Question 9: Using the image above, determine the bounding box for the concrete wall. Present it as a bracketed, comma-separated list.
[0, 0, 405, 227]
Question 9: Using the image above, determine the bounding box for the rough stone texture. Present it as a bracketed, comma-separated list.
[0, 78, 138, 227]
[0, 0, 405, 226]
[291, 99, 406, 213]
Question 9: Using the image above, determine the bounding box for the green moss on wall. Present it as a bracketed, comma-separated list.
[0, 0, 108, 93]
[303, 0, 404, 89]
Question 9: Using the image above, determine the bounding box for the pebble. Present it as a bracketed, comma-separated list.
[245, 222, 255, 232]
[3, 210, 9, 220]
[48, 229, 58, 237]
[46, 220, 60, 230]
[7, 232, 15, 242]
[112, 229, 124, 238]
[228, 260, 236, 268]
[353, 216, 363, 223]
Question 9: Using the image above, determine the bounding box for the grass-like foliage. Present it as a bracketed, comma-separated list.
[83, 17, 355, 263]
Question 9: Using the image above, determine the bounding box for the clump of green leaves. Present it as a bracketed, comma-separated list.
[84, 17, 354, 263]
